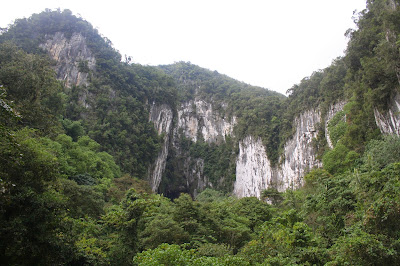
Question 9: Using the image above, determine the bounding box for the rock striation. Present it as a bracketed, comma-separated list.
[234, 136, 275, 198]
[177, 98, 236, 143]
[148, 103, 174, 191]
[374, 93, 400, 136]
[277, 109, 322, 191]
[40, 32, 96, 87]
[39, 30, 356, 199]
[234, 104, 345, 198]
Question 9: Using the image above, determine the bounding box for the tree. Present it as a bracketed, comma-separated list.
[0, 129, 66, 264]
[0, 42, 64, 133]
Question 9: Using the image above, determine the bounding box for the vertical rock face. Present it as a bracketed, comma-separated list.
[148, 103, 174, 191]
[374, 93, 400, 136]
[183, 157, 207, 198]
[162, 98, 236, 194]
[277, 109, 322, 191]
[234, 136, 276, 198]
[36, 30, 355, 198]
[40, 32, 96, 87]
[234, 104, 345, 198]
[177, 98, 236, 143]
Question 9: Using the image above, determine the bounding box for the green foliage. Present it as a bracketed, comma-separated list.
[329, 227, 398, 265]
[133, 244, 195, 265]
[196, 242, 232, 257]
[0, 9, 177, 177]
[262, 187, 284, 205]
[0, 42, 64, 134]
[303, 170, 356, 236]
[190, 137, 237, 192]
[161, 62, 285, 166]
[195, 188, 226, 203]
[327, 110, 347, 147]
[78, 60, 90, 73]
[345, 0, 400, 111]
[140, 213, 190, 250]
[239, 210, 328, 265]
[3, 1, 400, 264]
[133, 243, 250, 266]
[0, 128, 66, 264]
[59, 215, 110, 265]
[358, 162, 400, 237]
[0, 8, 120, 63]
[102, 189, 160, 264]
[60, 179, 105, 219]
[61, 118, 85, 141]
[41, 134, 120, 190]
[230, 197, 272, 232]
[323, 142, 359, 174]
[107, 174, 152, 204]
[362, 135, 400, 170]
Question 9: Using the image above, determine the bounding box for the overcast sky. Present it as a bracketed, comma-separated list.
[1, 0, 367, 95]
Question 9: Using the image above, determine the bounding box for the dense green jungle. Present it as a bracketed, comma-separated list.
[2, 0, 400, 265]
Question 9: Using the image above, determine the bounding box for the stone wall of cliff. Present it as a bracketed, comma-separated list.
[374, 93, 400, 136]
[233, 103, 346, 198]
[40, 32, 96, 88]
[40, 30, 400, 199]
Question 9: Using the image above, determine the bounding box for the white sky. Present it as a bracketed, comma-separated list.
[1, 0, 367, 95]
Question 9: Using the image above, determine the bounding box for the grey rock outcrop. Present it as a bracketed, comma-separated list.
[148, 97, 236, 194]
[183, 157, 207, 198]
[277, 109, 322, 191]
[234, 103, 345, 198]
[148, 103, 174, 191]
[234, 136, 276, 198]
[177, 98, 236, 143]
[374, 93, 400, 136]
[40, 32, 96, 87]
[39, 30, 355, 199]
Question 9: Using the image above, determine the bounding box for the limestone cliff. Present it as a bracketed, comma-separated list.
[277, 109, 322, 191]
[177, 98, 236, 143]
[233, 103, 345, 198]
[233, 136, 275, 198]
[153, 98, 349, 198]
[148, 103, 174, 191]
[37, 30, 354, 199]
[374, 93, 400, 136]
[154, 97, 236, 195]
[40, 32, 96, 88]
[183, 157, 207, 198]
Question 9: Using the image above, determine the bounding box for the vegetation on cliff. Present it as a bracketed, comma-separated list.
[1, 0, 400, 264]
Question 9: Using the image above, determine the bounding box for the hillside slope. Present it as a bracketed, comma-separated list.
[2, 3, 400, 199]
[2, 1, 400, 264]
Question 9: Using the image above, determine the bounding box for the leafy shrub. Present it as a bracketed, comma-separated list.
[362, 135, 400, 170]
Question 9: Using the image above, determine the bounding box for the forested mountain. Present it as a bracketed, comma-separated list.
[1, 0, 400, 264]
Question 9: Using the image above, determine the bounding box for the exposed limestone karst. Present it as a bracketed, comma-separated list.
[149, 98, 235, 194]
[277, 109, 322, 191]
[233, 104, 346, 198]
[374, 93, 400, 136]
[40, 32, 96, 88]
[177, 98, 236, 143]
[234, 136, 275, 198]
[39, 30, 400, 199]
[148, 103, 174, 191]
